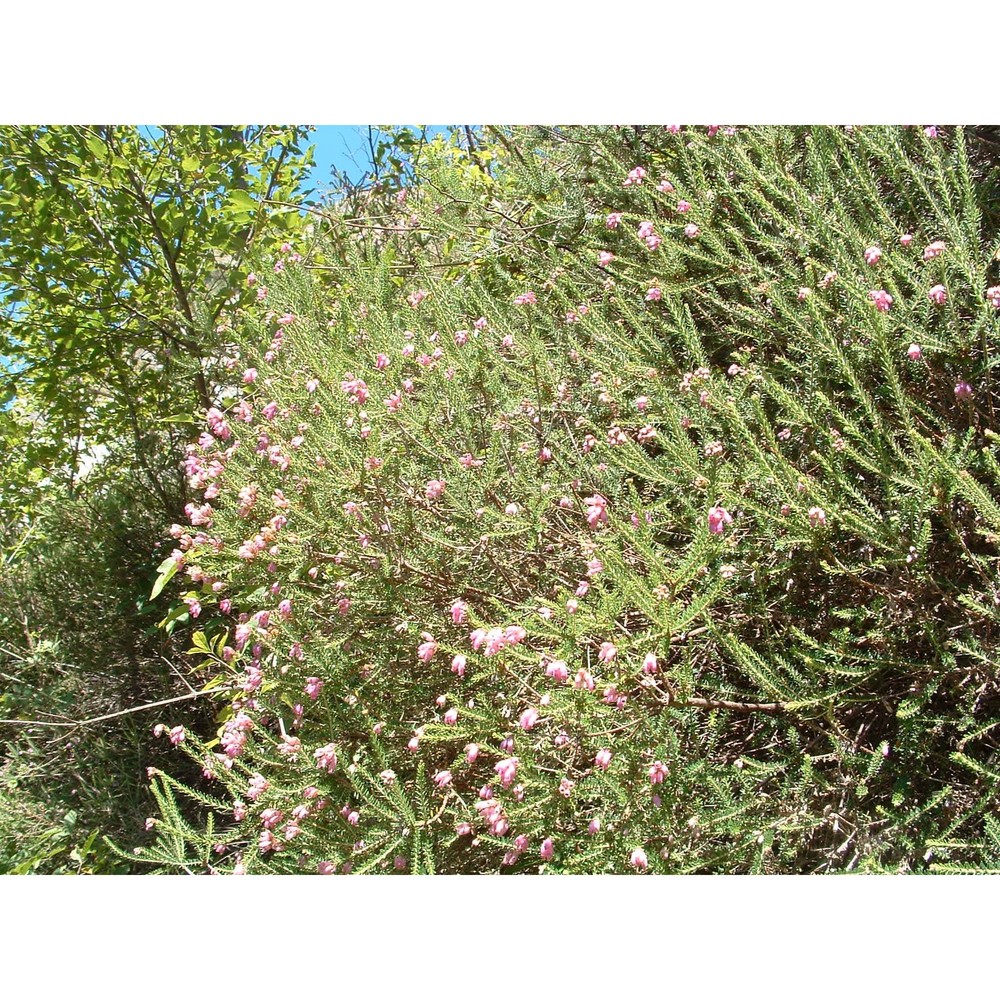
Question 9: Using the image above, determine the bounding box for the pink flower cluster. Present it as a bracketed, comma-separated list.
[623, 166, 646, 187]
[470, 624, 527, 657]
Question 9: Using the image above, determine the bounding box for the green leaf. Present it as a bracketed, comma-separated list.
[150, 558, 179, 600]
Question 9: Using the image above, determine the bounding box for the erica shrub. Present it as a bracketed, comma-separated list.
[133, 127, 1000, 874]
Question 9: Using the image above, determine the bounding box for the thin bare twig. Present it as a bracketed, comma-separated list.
[0, 686, 237, 731]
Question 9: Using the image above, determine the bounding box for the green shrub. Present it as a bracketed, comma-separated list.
[135, 126, 1000, 874]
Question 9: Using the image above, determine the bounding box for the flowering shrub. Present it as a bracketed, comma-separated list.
[135, 127, 1000, 874]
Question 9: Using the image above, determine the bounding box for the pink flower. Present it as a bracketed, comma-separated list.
[505, 625, 527, 645]
[559, 778, 575, 797]
[864, 246, 882, 265]
[598, 641, 617, 664]
[646, 287, 662, 302]
[797, 287, 811, 302]
[417, 637, 438, 662]
[494, 757, 519, 788]
[451, 654, 467, 678]
[585, 493, 609, 528]
[242, 368, 258, 384]
[637, 220, 655, 239]
[645, 234, 662, 251]
[260, 808, 283, 830]
[588, 819, 601, 835]
[314, 743, 338, 773]
[707, 505, 733, 534]
[259, 830, 280, 853]
[451, 600, 468, 625]
[474, 316, 488, 330]
[684, 224, 700, 238]
[519, 707, 540, 730]
[598, 250, 615, 266]
[900, 233, 914, 247]
[986, 286, 1000, 310]
[514, 291, 537, 305]
[623, 166, 647, 187]
[304, 677, 324, 700]
[375, 353, 390, 370]
[928, 284, 947, 305]
[808, 506, 827, 527]
[432, 770, 453, 789]
[955, 381, 974, 400]
[907, 343, 922, 361]
[169, 726, 185, 746]
[642, 652, 658, 674]
[649, 761, 668, 785]
[595, 749, 612, 770]
[540, 838, 554, 861]
[606, 212, 623, 229]
[443, 708, 458, 725]
[545, 660, 569, 682]
[869, 289, 893, 312]
[630, 848, 649, 871]
[425, 479, 446, 500]
[676, 200, 691, 214]
[924, 240, 946, 260]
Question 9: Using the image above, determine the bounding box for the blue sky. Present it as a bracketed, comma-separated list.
[136, 125, 450, 193]
[307, 125, 448, 193]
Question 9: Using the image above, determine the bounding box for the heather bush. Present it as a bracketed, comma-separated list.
[134, 127, 1000, 874]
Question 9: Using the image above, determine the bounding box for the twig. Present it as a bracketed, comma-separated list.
[0, 687, 237, 730]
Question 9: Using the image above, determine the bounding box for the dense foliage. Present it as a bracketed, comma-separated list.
[7, 126, 1000, 874]
[1, 125, 314, 871]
